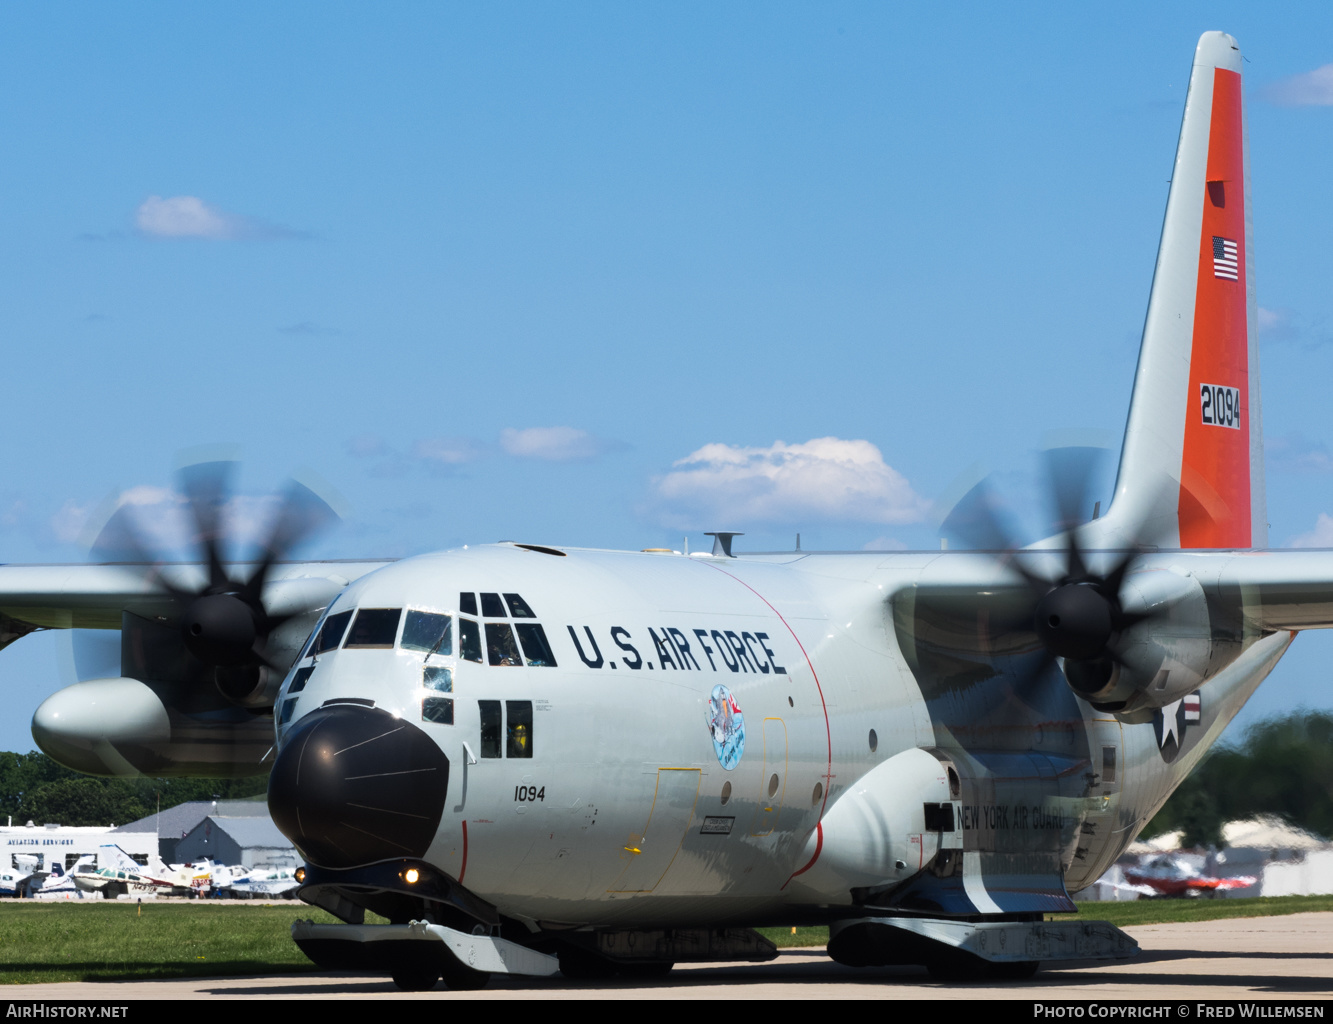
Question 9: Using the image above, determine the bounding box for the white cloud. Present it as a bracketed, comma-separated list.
[347, 434, 391, 459]
[1289, 513, 1333, 548]
[51, 500, 98, 545]
[1266, 434, 1333, 475]
[136, 196, 237, 238]
[1263, 65, 1333, 106]
[0, 495, 27, 531]
[134, 195, 304, 240]
[500, 426, 604, 461]
[653, 437, 929, 527]
[1258, 306, 1297, 342]
[413, 437, 486, 465]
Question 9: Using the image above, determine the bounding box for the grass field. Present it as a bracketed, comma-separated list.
[0, 903, 357, 985]
[2, 894, 1332, 985]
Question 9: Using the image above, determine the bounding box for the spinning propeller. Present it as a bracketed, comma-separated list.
[88, 461, 338, 700]
[941, 447, 1168, 707]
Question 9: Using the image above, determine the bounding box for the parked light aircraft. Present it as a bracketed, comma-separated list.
[212, 866, 300, 900]
[0, 32, 1322, 987]
[1122, 854, 1256, 898]
[70, 845, 209, 899]
[31, 856, 93, 900]
[0, 865, 31, 899]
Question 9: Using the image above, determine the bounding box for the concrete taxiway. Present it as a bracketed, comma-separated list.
[4, 912, 1332, 1000]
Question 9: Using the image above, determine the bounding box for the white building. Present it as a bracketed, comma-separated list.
[0, 822, 155, 873]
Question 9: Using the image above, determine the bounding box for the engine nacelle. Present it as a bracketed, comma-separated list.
[32, 677, 272, 778]
[787, 747, 954, 905]
[1066, 568, 1213, 715]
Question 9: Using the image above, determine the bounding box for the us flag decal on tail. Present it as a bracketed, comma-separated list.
[1212, 236, 1239, 280]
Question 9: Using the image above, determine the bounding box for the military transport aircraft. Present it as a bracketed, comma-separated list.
[0, 32, 1320, 987]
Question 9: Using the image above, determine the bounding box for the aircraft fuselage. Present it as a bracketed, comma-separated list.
[268, 543, 1288, 929]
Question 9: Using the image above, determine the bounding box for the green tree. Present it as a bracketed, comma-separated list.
[0, 751, 268, 827]
[1146, 711, 1333, 843]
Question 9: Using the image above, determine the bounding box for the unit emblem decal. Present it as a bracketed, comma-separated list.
[706, 684, 745, 770]
[1153, 690, 1202, 763]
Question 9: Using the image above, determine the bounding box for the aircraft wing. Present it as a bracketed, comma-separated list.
[1209, 549, 1333, 631]
[0, 560, 393, 645]
[900, 547, 1333, 633]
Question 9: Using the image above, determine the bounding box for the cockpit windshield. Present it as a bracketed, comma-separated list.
[344, 608, 402, 648]
[401, 610, 451, 655]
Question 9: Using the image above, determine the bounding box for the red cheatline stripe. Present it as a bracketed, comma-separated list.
[459, 820, 468, 884]
[700, 561, 832, 888]
[786, 821, 823, 883]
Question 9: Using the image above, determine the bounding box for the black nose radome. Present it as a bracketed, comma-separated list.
[268, 705, 450, 869]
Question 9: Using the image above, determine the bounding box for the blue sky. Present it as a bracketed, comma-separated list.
[2, 3, 1332, 754]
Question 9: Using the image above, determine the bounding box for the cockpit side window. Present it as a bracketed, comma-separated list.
[503, 593, 535, 618]
[458, 618, 483, 663]
[421, 666, 453, 725]
[480, 592, 506, 618]
[514, 624, 557, 667]
[298, 609, 330, 659]
[422, 697, 454, 725]
[506, 701, 533, 758]
[344, 608, 403, 649]
[313, 610, 353, 654]
[485, 623, 523, 666]
[478, 700, 501, 757]
[401, 611, 452, 655]
[289, 666, 315, 693]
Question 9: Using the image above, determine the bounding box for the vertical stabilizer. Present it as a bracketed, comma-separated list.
[1104, 32, 1264, 550]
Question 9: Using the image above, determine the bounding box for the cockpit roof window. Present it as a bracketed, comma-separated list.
[402, 610, 452, 655]
[344, 608, 402, 649]
[503, 593, 535, 618]
[480, 592, 506, 618]
[313, 610, 353, 655]
[459, 593, 478, 616]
